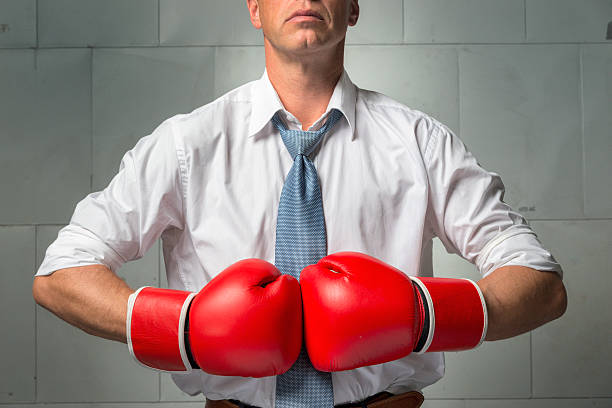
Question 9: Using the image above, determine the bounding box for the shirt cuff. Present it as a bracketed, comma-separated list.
[36, 224, 126, 276]
[475, 225, 563, 279]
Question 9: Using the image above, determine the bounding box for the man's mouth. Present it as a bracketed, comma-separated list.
[287, 9, 324, 22]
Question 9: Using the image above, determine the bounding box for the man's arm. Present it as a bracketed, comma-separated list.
[477, 265, 567, 341]
[32, 265, 134, 344]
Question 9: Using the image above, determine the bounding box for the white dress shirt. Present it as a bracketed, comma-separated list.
[37, 68, 563, 408]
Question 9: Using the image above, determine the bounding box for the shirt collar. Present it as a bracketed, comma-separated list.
[248, 67, 357, 140]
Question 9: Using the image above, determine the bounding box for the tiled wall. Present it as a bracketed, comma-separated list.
[1, 0, 611, 407]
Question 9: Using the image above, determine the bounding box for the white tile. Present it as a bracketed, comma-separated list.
[160, 0, 262, 46]
[459, 45, 582, 220]
[422, 401, 465, 408]
[115, 239, 161, 290]
[345, 45, 459, 132]
[530, 220, 612, 398]
[36, 308, 159, 402]
[0, 49, 91, 225]
[346, 0, 403, 44]
[92, 47, 215, 189]
[214, 46, 265, 99]
[38, 0, 157, 47]
[422, 401, 466, 408]
[0, 226, 36, 402]
[430, 237, 480, 280]
[422, 239, 531, 399]
[35, 225, 160, 402]
[35, 225, 60, 272]
[403, 0, 524, 43]
[526, 0, 612, 43]
[12, 404, 205, 408]
[582, 45, 612, 218]
[424, 338, 531, 399]
[471, 399, 612, 408]
[0, 0, 36, 47]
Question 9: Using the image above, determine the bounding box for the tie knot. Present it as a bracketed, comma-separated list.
[272, 109, 343, 159]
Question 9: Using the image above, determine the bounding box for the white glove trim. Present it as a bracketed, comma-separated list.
[126, 286, 149, 367]
[178, 292, 197, 371]
[463, 278, 488, 348]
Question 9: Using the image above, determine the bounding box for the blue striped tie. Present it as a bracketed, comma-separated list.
[272, 108, 343, 408]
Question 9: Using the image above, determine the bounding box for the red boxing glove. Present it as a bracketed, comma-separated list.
[300, 252, 487, 372]
[127, 259, 303, 377]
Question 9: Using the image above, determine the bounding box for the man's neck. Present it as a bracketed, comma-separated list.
[265, 40, 344, 131]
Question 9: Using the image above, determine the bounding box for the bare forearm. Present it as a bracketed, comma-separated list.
[32, 264, 134, 343]
[477, 265, 567, 341]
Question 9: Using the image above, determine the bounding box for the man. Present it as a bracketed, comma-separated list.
[33, 1, 567, 408]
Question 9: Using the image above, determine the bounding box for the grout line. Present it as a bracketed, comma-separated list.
[159, 240, 162, 286]
[529, 332, 533, 397]
[524, 217, 612, 222]
[23, 41, 612, 51]
[34, 225, 38, 401]
[35, 0, 39, 48]
[411, 398, 612, 401]
[158, 241, 162, 400]
[0, 224, 68, 227]
[90, 47, 94, 192]
[212, 46, 217, 101]
[456, 45, 461, 136]
[0, 400, 169, 405]
[524, 0, 527, 41]
[401, 0, 405, 43]
[579, 45, 587, 218]
[158, 0, 161, 46]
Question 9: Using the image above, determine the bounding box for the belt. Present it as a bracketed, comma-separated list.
[205, 390, 424, 408]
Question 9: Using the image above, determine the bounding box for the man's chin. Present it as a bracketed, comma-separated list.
[285, 35, 332, 52]
[265, 33, 340, 58]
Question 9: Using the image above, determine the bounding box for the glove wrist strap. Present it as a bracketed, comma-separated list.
[410, 277, 488, 353]
[127, 287, 197, 372]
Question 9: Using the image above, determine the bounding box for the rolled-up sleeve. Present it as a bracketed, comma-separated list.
[36, 119, 185, 276]
[424, 122, 563, 279]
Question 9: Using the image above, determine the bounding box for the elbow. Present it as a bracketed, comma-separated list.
[550, 274, 568, 321]
[32, 275, 51, 308]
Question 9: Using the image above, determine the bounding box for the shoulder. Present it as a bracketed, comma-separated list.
[163, 80, 256, 149]
[355, 87, 451, 152]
